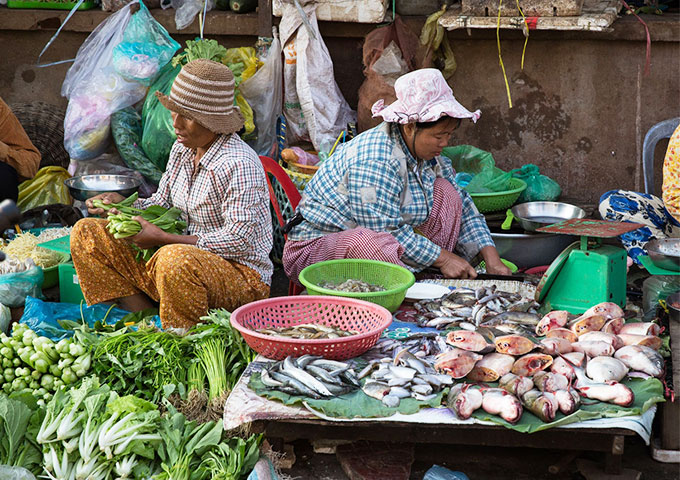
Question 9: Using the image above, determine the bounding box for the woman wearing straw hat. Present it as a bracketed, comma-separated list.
[71, 59, 273, 330]
[283, 68, 509, 283]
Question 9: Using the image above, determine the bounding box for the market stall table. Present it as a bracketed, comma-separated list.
[224, 278, 664, 475]
[224, 359, 653, 475]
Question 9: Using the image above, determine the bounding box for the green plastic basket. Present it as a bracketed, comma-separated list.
[469, 178, 527, 213]
[299, 259, 415, 313]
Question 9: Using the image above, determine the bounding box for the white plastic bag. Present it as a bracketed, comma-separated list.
[0, 303, 10, 334]
[172, 0, 214, 31]
[279, 0, 356, 151]
[240, 28, 283, 156]
[62, 2, 177, 160]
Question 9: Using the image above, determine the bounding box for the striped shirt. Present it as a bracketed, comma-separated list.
[136, 134, 273, 285]
[288, 122, 494, 271]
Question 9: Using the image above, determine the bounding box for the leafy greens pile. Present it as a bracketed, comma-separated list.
[172, 39, 227, 67]
[93, 193, 187, 262]
[35, 377, 262, 480]
[0, 393, 44, 476]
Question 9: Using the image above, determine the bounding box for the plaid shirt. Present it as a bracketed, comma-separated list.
[136, 134, 273, 285]
[289, 122, 494, 271]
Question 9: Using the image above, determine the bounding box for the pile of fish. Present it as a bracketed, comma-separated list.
[259, 355, 360, 398]
[319, 279, 386, 292]
[439, 301, 666, 422]
[358, 348, 453, 408]
[414, 286, 540, 331]
[256, 323, 358, 339]
[364, 334, 450, 361]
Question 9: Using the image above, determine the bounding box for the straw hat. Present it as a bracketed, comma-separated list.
[156, 59, 244, 135]
[372, 68, 481, 124]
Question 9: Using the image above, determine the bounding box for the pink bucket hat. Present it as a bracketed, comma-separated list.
[372, 68, 481, 124]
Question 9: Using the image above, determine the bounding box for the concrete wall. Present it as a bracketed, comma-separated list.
[1, 15, 679, 203]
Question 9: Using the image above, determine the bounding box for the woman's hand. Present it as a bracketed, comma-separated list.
[485, 260, 513, 276]
[130, 217, 168, 249]
[85, 192, 125, 217]
[480, 246, 513, 276]
[433, 249, 478, 279]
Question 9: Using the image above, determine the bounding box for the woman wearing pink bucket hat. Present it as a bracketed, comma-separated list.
[282, 68, 509, 282]
[71, 59, 273, 329]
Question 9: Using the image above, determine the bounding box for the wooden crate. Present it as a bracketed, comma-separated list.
[461, 0, 585, 17]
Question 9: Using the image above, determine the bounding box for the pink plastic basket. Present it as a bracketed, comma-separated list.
[230, 296, 393, 360]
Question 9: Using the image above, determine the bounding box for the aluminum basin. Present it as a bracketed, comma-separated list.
[491, 232, 576, 270]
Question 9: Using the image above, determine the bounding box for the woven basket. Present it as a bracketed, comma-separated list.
[230, 295, 393, 360]
[10, 102, 69, 169]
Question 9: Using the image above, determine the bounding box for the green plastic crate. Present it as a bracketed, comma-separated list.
[58, 263, 85, 304]
[43, 252, 71, 289]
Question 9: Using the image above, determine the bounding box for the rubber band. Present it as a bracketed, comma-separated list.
[496, 0, 513, 108]
[516, 0, 529, 70]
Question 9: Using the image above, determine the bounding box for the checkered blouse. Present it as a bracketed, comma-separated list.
[136, 134, 273, 285]
[288, 122, 494, 270]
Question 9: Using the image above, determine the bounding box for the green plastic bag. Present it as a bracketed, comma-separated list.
[111, 107, 163, 185]
[513, 164, 561, 202]
[141, 62, 180, 172]
[466, 166, 516, 193]
[441, 145, 495, 175]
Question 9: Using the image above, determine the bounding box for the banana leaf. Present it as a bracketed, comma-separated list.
[249, 372, 445, 419]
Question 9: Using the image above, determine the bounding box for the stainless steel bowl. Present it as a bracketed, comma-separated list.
[646, 238, 680, 272]
[511, 201, 586, 232]
[64, 175, 141, 201]
[491, 232, 577, 269]
[667, 291, 680, 323]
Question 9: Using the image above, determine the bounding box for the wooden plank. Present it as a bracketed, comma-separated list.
[259, 419, 634, 451]
[0, 9, 259, 36]
[258, 0, 272, 37]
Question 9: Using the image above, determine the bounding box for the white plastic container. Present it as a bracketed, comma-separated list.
[273, 0, 389, 23]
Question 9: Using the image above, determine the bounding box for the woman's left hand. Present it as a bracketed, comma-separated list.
[485, 260, 513, 276]
[130, 217, 168, 249]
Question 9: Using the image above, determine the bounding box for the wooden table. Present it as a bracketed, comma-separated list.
[252, 418, 636, 474]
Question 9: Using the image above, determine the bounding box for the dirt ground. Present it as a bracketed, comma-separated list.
[284, 436, 680, 479]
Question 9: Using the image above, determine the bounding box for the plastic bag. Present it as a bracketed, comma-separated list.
[141, 62, 181, 172]
[112, 1, 180, 85]
[420, 6, 457, 79]
[173, 0, 214, 30]
[466, 166, 513, 193]
[513, 164, 561, 202]
[423, 465, 470, 480]
[279, 0, 356, 150]
[370, 41, 408, 86]
[0, 303, 10, 334]
[62, 3, 177, 160]
[223, 47, 261, 137]
[240, 28, 283, 155]
[0, 466, 37, 480]
[17, 166, 72, 212]
[442, 145, 495, 175]
[0, 267, 43, 308]
[111, 107, 164, 184]
[18, 296, 131, 341]
[357, 17, 426, 132]
[643, 276, 680, 321]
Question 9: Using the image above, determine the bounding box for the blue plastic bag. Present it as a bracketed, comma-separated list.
[112, 1, 180, 85]
[17, 296, 132, 341]
[0, 267, 43, 308]
[423, 465, 470, 480]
